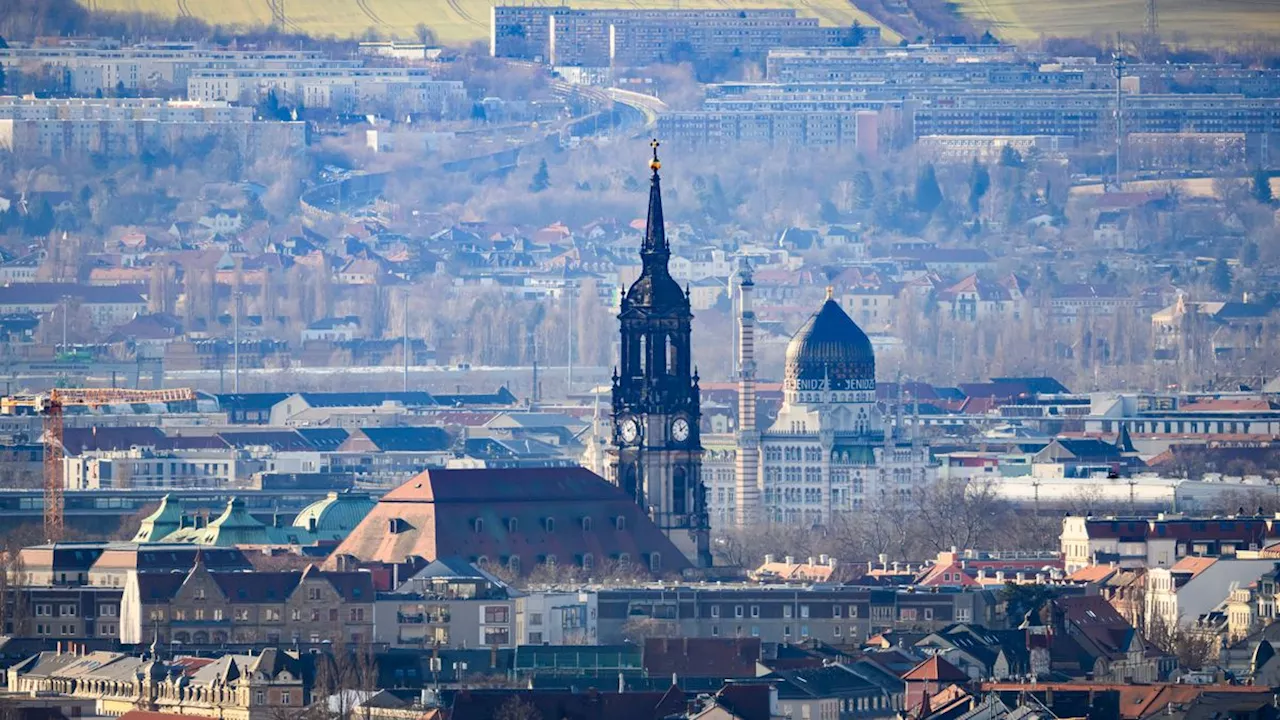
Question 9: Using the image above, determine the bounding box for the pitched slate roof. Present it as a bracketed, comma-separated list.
[643, 638, 760, 679]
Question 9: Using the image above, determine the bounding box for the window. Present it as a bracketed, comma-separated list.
[508, 518, 519, 533]
[833, 606, 842, 618]
[194, 588, 205, 600]
[281, 691, 292, 706]
[330, 609, 339, 623]
[800, 605, 810, 618]
[235, 609, 250, 621]
[924, 608, 934, 621]
[485, 606, 510, 624]
[36, 604, 51, 617]
[849, 605, 859, 618]
[292, 609, 302, 621]
[349, 608, 365, 622]
[149, 609, 165, 621]
[174, 610, 187, 621]
[528, 632, 543, 644]
[308, 587, 322, 600]
[783, 626, 792, 637]
[99, 604, 118, 617]
[255, 691, 266, 705]
[214, 609, 224, 621]
[784, 606, 793, 619]
[649, 553, 661, 572]
[484, 626, 510, 645]
[956, 608, 972, 622]
[544, 517, 555, 533]
[60, 604, 78, 617]
[615, 516, 626, 531]
[750, 605, 760, 618]
[473, 518, 484, 534]
[711, 625, 719, 637]
[530, 613, 543, 626]
[582, 517, 593, 532]
[582, 554, 593, 571]
[194, 609, 205, 621]
[735, 605, 744, 618]
[751, 626, 760, 637]
[900, 608, 918, 621]
[834, 625, 842, 637]
[265, 609, 281, 621]
[710, 606, 720, 619]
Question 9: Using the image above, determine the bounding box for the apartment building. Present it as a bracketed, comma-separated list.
[516, 591, 599, 645]
[373, 558, 518, 649]
[594, 584, 1000, 644]
[765, 48, 1089, 87]
[0, 43, 348, 94]
[63, 448, 257, 490]
[1060, 514, 1280, 573]
[123, 564, 375, 645]
[187, 68, 467, 115]
[659, 108, 880, 150]
[491, 7, 863, 67]
[0, 282, 146, 329]
[0, 97, 304, 159]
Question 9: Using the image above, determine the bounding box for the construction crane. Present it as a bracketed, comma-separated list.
[1, 387, 197, 543]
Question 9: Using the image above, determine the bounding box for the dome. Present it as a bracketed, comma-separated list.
[784, 297, 876, 393]
[292, 491, 376, 540]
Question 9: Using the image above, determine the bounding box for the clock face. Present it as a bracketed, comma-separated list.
[671, 418, 690, 443]
[620, 418, 639, 444]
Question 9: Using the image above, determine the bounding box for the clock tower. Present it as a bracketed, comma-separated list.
[608, 140, 711, 569]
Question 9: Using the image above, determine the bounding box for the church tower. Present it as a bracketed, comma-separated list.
[609, 140, 711, 569]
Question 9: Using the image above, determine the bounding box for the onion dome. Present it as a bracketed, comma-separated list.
[784, 290, 876, 393]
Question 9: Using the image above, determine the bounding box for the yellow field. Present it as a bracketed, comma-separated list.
[84, 0, 891, 46]
[956, 0, 1280, 43]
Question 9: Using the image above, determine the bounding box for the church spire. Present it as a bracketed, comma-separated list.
[643, 139, 667, 258]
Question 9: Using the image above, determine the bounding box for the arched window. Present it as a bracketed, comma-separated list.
[544, 517, 555, 533]
[473, 518, 484, 534]
[581, 516, 593, 532]
[582, 553, 594, 571]
[508, 556, 521, 575]
[476, 556, 489, 567]
[508, 517, 518, 533]
[649, 553, 662, 573]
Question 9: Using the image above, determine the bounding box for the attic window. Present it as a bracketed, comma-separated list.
[544, 517, 555, 533]
[388, 518, 408, 534]
[582, 517, 593, 532]
[473, 518, 484, 534]
[508, 518, 518, 533]
[615, 516, 626, 531]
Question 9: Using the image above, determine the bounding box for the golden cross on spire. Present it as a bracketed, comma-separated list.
[649, 138, 661, 172]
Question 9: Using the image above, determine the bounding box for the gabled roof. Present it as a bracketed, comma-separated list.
[902, 655, 968, 682]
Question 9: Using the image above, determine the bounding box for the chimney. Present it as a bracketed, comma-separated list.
[878, 553, 888, 569]
[828, 558, 837, 568]
[806, 556, 815, 566]
[891, 561, 900, 572]
[764, 554, 774, 564]
[1016, 572, 1026, 583]
[784, 556, 794, 565]
[996, 571, 1005, 582]
[57, 642, 62, 655]
[819, 554, 829, 565]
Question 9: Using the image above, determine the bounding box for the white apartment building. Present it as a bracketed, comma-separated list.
[63, 448, 261, 490]
[187, 68, 467, 116]
[0, 97, 304, 159]
[516, 591, 599, 645]
[0, 44, 348, 95]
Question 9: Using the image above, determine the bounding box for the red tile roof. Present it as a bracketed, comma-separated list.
[902, 655, 968, 682]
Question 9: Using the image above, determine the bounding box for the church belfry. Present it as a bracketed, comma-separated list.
[609, 140, 711, 569]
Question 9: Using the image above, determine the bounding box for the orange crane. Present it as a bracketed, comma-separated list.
[1, 388, 197, 542]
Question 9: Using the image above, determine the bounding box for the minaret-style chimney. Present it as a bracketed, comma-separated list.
[734, 258, 761, 528]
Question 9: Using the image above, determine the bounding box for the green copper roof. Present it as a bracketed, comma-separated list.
[291, 491, 376, 542]
[163, 497, 278, 547]
[132, 494, 183, 542]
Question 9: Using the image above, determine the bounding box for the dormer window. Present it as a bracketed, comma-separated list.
[473, 518, 484, 534]
[544, 517, 555, 533]
[615, 516, 626, 531]
[508, 518, 518, 533]
[581, 517, 593, 532]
